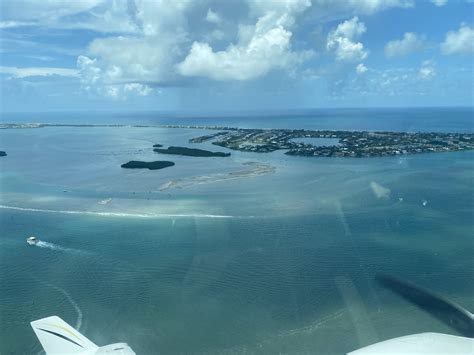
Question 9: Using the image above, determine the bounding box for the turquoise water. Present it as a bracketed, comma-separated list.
[0, 109, 473, 354]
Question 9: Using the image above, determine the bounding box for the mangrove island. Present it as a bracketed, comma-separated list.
[121, 161, 175, 170]
[154, 146, 231, 157]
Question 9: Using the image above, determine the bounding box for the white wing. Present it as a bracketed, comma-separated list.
[31, 316, 99, 355]
[348, 333, 474, 355]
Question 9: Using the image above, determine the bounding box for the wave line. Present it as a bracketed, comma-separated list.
[0, 204, 236, 219]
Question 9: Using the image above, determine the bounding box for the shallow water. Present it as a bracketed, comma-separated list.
[0, 109, 473, 354]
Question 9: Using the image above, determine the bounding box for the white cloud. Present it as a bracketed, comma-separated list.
[103, 83, 153, 98]
[0, 66, 78, 79]
[0, 0, 138, 33]
[77, 56, 152, 98]
[87, 35, 184, 84]
[205, 9, 222, 24]
[75, 1, 193, 97]
[441, 24, 474, 55]
[419, 60, 436, 80]
[177, 1, 312, 81]
[178, 28, 293, 80]
[430, 0, 447, 6]
[384, 32, 426, 57]
[77, 56, 101, 85]
[0, 21, 36, 29]
[1, 0, 419, 101]
[356, 63, 368, 74]
[327, 17, 368, 61]
[1, 0, 104, 20]
[123, 83, 152, 96]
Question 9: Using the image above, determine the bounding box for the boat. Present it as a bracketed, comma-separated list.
[27, 236, 38, 246]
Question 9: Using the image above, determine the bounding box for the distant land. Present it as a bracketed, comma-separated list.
[1, 123, 473, 157]
[154, 146, 231, 157]
[152, 144, 163, 147]
[121, 161, 175, 170]
[0, 151, 6, 157]
[195, 128, 474, 157]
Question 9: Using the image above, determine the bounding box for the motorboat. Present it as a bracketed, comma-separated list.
[27, 236, 38, 246]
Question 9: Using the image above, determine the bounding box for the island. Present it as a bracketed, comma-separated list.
[121, 161, 175, 170]
[187, 129, 474, 158]
[0, 151, 6, 157]
[154, 146, 231, 157]
[152, 144, 163, 147]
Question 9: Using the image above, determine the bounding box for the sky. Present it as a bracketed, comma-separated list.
[0, 0, 473, 112]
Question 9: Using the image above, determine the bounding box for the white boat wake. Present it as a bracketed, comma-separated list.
[35, 241, 82, 254]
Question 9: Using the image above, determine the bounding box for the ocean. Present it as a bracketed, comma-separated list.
[0, 108, 473, 354]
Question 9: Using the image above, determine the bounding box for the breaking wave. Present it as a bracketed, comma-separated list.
[0, 204, 237, 219]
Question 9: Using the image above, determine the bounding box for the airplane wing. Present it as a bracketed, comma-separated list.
[348, 274, 474, 354]
[31, 316, 135, 355]
[31, 316, 99, 354]
[348, 332, 474, 354]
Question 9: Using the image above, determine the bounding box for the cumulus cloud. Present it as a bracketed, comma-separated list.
[205, 8, 222, 24]
[74, 1, 194, 97]
[356, 63, 368, 74]
[430, 0, 447, 6]
[103, 83, 152, 98]
[327, 17, 368, 61]
[2, 0, 422, 101]
[77, 56, 152, 98]
[77, 56, 101, 85]
[0, 65, 78, 79]
[418, 60, 436, 80]
[75, 0, 315, 93]
[441, 24, 474, 55]
[177, 1, 313, 81]
[384, 32, 426, 57]
[370, 181, 391, 199]
[177, 22, 300, 80]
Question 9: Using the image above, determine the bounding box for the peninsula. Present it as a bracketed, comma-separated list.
[154, 146, 231, 157]
[189, 128, 474, 158]
[121, 161, 175, 170]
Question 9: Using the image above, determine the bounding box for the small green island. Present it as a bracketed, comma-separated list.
[121, 161, 175, 170]
[154, 146, 230, 157]
[0, 151, 6, 157]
